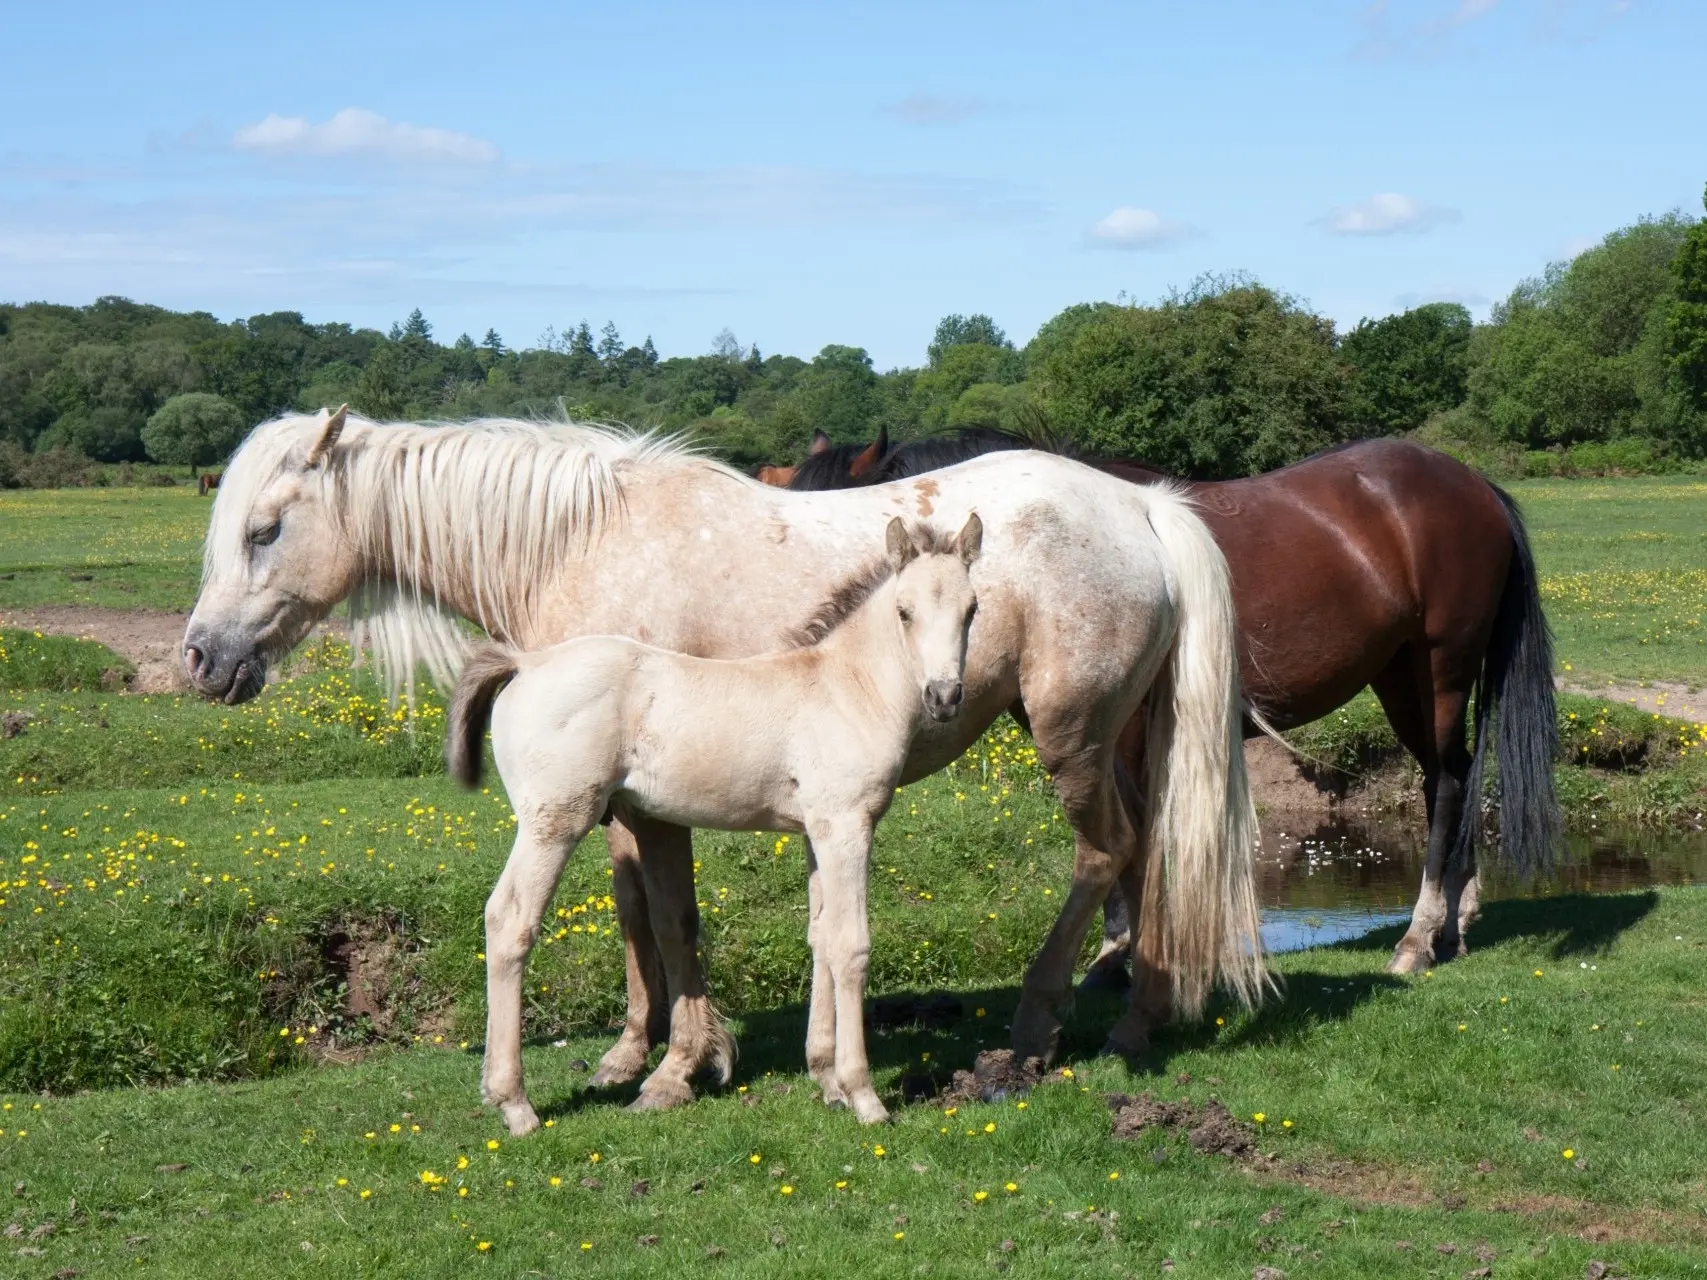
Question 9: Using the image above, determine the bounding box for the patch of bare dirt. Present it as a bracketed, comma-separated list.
[1244, 738, 1420, 823]
[1107, 1091, 1259, 1159]
[1562, 676, 1707, 726]
[938, 1050, 1047, 1105]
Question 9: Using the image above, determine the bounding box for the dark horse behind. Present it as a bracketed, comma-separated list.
[763, 424, 1560, 1010]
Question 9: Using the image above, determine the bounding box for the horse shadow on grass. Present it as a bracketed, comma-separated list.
[536, 890, 1660, 1117]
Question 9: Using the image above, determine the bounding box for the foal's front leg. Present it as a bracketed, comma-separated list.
[484, 818, 587, 1135]
[803, 840, 845, 1107]
[811, 817, 887, 1124]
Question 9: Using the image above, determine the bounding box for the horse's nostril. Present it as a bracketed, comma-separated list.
[184, 645, 205, 678]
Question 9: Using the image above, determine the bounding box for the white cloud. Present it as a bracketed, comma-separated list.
[1088, 206, 1194, 249]
[883, 93, 985, 126]
[233, 108, 499, 165]
[1318, 192, 1459, 235]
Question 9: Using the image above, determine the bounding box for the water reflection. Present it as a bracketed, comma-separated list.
[1256, 815, 1707, 952]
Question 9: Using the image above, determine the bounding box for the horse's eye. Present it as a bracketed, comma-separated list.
[248, 519, 282, 547]
[898, 606, 913, 624]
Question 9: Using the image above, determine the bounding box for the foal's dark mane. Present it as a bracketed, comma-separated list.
[783, 524, 961, 648]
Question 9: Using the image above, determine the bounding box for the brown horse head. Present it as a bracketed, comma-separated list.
[755, 463, 797, 487]
[847, 425, 888, 480]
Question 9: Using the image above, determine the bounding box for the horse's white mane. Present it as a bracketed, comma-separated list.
[210, 412, 728, 698]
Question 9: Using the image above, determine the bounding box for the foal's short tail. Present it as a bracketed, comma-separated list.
[1139, 488, 1270, 1020]
[447, 644, 521, 789]
[1456, 488, 1561, 875]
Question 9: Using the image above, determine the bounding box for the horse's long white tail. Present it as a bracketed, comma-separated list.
[1139, 488, 1270, 1019]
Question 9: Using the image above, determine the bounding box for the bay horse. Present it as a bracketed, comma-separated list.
[184, 407, 1265, 1113]
[447, 515, 983, 1132]
[198, 472, 222, 497]
[762, 428, 1559, 1000]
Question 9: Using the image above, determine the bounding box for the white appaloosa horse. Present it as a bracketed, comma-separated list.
[183, 407, 1266, 1114]
[447, 515, 982, 1132]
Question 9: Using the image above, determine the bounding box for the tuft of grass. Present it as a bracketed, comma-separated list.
[0, 627, 133, 692]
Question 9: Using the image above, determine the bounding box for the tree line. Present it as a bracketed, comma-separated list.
[2, 189, 1704, 485]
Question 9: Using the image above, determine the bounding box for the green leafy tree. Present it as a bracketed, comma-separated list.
[1341, 302, 1471, 434]
[597, 322, 624, 364]
[927, 314, 1010, 366]
[402, 309, 433, 343]
[786, 345, 881, 442]
[482, 328, 505, 357]
[354, 343, 409, 420]
[1029, 277, 1352, 477]
[142, 392, 245, 471]
[1668, 184, 1707, 414]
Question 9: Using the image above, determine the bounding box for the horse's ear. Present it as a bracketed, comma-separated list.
[886, 517, 917, 570]
[307, 404, 347, 467]
[848, 425, 888, 479]
[756, 464, 795, 488]
[808, 430, 832, 456]
[956, 512, 983, 566]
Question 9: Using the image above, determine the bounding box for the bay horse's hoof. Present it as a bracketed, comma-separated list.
[1010, 997, 1065, 1066]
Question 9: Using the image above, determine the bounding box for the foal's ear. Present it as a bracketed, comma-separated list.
[808, 430, 832, 456]
[307, 404, 348, 467]
[956, 512, 983, 566]
[886, 516, 918, 570]
[848, 425, 888, 479]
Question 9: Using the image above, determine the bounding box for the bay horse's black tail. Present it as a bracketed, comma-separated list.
[1454, 487, 1560, 876]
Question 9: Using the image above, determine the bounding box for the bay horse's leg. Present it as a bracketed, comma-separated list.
[802, 839, 846, 1107]
[1011, 744, 1137, 1065]
[588, 816, 671, 1088]
[629, 815, 735, 1112]
[483, 811, 594, 1135]
[1378, 651, 1474, 973]
[810, 816, 887, 1123]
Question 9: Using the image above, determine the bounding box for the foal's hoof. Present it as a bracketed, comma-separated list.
[849, 1092, 891, 1125]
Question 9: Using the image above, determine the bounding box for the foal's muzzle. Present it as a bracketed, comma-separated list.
[923, 679, 965, 723]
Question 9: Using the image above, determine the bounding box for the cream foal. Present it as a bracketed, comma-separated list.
[447, 514, 983, 1133]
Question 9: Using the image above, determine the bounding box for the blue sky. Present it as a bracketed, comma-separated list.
[2, 0, 1701, 368]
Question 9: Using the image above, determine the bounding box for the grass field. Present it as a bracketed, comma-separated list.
[3, 474, 1707, 1275]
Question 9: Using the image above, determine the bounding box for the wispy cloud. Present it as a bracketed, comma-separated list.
[1356, 0, 1503, 60]
[882, 93, 986, 126]
[234, 108, 500, 165]
[1087, 206, 1195, 250]
[1317, 192, 1459, 236]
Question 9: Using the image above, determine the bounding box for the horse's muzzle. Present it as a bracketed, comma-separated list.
[183, 634, 267, 705]
[923, 680, 964, 723]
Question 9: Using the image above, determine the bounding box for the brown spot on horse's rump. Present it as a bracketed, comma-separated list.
[913, 477, 939, 517]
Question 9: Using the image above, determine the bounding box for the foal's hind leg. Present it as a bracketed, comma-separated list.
[630, 815, 735, 1113]
[484, 805, 596, 1135]
[589, 817, 671, 1088]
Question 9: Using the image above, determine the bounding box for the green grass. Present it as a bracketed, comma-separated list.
[1511, 475, 1707, 685]
[0, 486, 208, 611]
[0, 628, 134, 692]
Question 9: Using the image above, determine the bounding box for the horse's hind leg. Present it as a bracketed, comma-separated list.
[1377, 649, 1474, 973]
[589, 817, 671, 1088]
[484, 803, 595, 1135]
[1081, 715, 1147, 994]
[629, 816, 735, 1113]
[1011, 744, 1137, 1065]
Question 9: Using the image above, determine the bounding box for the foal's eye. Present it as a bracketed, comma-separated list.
[897, 606, 914, 624]
[248, 519, 282, 548]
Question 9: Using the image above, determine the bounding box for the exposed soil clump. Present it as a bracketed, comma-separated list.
[939, 1049, 1047, 1105]
[1106, 1091, 1258, 1159]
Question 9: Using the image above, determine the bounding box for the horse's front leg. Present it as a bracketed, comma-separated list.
[1011, 747, 1136, 1065]
[812, 816, 887, 1123]
[484, 813, 588, 1135]
[589, 815, 670, 1088]
[803, 839, 845, 1107]
[628, 815, 735, 1112]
